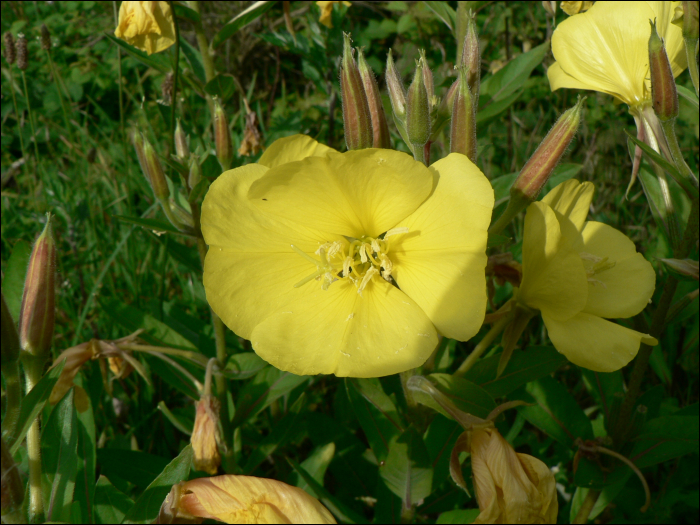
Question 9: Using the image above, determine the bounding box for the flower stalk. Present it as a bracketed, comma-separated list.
[340, 33, 372, 150]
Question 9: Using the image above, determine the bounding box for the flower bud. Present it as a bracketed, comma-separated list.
[649, 20, 679, 122]
[406, 59, 431, 147]
[385, 49, 407, 120]
[1, 293, 20, 367]
[142, 135, 170, 201]
[1, 436, 23, 516]
[15, 33, 27, 71]
[214, 98, 233, 171]
[188, 156, 202, 192]
[682, 1, 699, 40]
[459, 10, 481, 107]
[340, 33, 372, 150]
[357, 48, 390, 148]
[191, 395, 221, 475]
[660, 257, 699, 280]
[40, 24, 51, 52]
[541, 1, 556, 16]
[3, 32, 16, 65]
[19, 215, 56, 360]
[419, 49, 435, 104]
[450, 67, 477, 162]
[169, 200, 194, 228]
[156, 475, 336, 524]
[174, 119, 189, 161]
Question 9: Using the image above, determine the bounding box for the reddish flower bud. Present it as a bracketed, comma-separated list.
[142, 134, 170, 201]
[340, 33, 372, 150]
[385, 49, 407, 120]
[406, 59, 431, 147]
[649, 20, 679, 121]
[214, 98, 233, 171]
[19, 215, 56, 360]
[450, 67, 477, 162]
[357, 48, 390, 149]
[459, 10, 481, 107]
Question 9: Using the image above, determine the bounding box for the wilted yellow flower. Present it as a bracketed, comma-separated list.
[517, 180, 657, 371]
[201, 135, 493, 377]
[49, 340, 98, 407]
[115, 1, 176, 55]
[191, 395, 221, 475]
[560, 1, 594, 16]
[471, 427, 558, 524]
[316, 1, 351, 28]
[158, 475, 336, 524]
[548, 1, 687, 107]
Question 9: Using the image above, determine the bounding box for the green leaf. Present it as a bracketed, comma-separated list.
[104, 33, 169, 73]
[112, 215, 196, 237]
[179, 37, 206, 84]
[42, 388, 78, 523]
[476, 90, 522, 126]
[9, 360, 65, 454]
[73, 381, 97, 525]
[424, 1, 456, 32]
[173, 3, 200, 24]
[93, 476, 133, 525]
[517, 376, 594, 447]
[123, 444, 193, 523]
[225, 352, 268, 380]
[424, 414, 463, 490]
[487, 233, 510, 247]
[480, 42, 549, 105]
[630, 415, 699, 468]
[204, 74, 236, 102]
[543, 163, 583, 193]
[437, 509, 480, 524]
[243, 393, 307, 474]
[96, 449, 170, 489]
[153, 234, 201, 273]
[345, 378, 404, 463]
[1, 239, 31, 323]
[573, 455, 629, 489]
[570, 474, 631, 523]
[490, 172, 519, 205]
[232, 367, 308, 427]
[288, 458, 365, 524]
[463, 345, 568, 398]
[290, 442, 336, 498]
[677, 84, 699, 110]
[211, 1, 275, 48]
[419, 373, 496, 420]
[380, 428, 434, 505]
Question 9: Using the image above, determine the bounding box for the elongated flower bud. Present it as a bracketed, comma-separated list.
[3, 32, 16, 65]
[460, 10, 481, 107]
[40, 24, 51, 51]
[192, 395, 221, 475]
[1, 436, 23, 515]
[142, 135, 170, 201]
[340, 33, 372, 150]
[1, 293, 20, 367]
[450, 67, 477, 162]
[386, 49, 406, 120]
[214, 98, 233, 171]
[406, 59, 431, 147]
[188, 155, 202, 192]
[15, 33, 27, 71]
[649, 20, 679, 122]
[682, 1, 699, 40]
[419, 49, 434, 104]
[19, 215, 56, 360]
[174, 119, 189, 160]
[357, 48, 390, 148]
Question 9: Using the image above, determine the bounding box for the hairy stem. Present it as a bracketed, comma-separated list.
[24, 359, 45, 523]
[572, 489, 600, 524]
[455, 314, 512, 376]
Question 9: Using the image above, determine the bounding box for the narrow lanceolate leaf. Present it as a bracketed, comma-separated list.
[340, 33, 372, 150]
[357, 48, 390, 148]
[380, 428, 434, 505]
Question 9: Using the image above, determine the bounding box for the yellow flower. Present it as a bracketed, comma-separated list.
[201, 135, 493, 377]
[471, 427, 558, 524]
[158, 475, 336, 524]
[316, 1, 351, 28]
[548, 1, 687, 107]
[517, 180, 657, 372]
[560, 1, 594, 16]
[191, 395, 221, 475]
[115, 1, 175, 55]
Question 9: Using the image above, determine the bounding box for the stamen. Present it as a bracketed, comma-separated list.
[357, 266, 379, 295]
[384, 227, 409, 238]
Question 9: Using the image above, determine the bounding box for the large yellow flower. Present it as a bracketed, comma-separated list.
[517, 180, 657, 372]
[201, 135, 493, 377]
[548, 1, 687, 107]
[115, 1, 176, 55]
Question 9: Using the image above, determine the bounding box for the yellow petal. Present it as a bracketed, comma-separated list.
[516, 453, 559, 524]
[550, 1, 686, 105]
[390, 153, 493, 340]
[580, 221, 656, 318]
[248, 149, 433, 238]
[202, 163, 341, 339]
[541, 179, 594, 232]
[519, 202, 588, 321]
[542, 311, 658, 372]
[249, 278, 438, 378]
[258, 134, 335, 169]
[114, 1, 175, 55]
[175, 475, 336, 524]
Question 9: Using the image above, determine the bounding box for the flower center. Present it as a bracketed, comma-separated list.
[580, 252, 616, 287]
[291, 227, 409, 295]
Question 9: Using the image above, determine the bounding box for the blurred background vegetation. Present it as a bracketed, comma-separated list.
[1, 1, 698, 523]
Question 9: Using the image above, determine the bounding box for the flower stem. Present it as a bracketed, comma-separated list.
[8, 68, 27, 166]
[660, 118, 699, 198]
[572, 489, 600, 524]
[20, 71, 40, 162]
[412, 142, 426, 165]
[685, 38, 699, 97]
[169, 0, 180, 154]
[188, 1, 216, 120]
[44, 50, 71, 138]
[23, 358, 45, 523]
[454, 314, 512, 376]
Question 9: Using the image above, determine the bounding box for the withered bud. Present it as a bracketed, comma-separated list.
[1, 293, 20, 367]
[16, 33, 27, 71]
[142, 135, 170, 201]
[460, 11, 481, 108]
[174, 119, 189, 160]
[214, 97, 233, 171]
[19, 215, 56, 360]
[511, 96, 585, 202]
[406, 58, 431, 147]
[385, 49, 407, 120]
[238, 110, 264, 157]
[541, 1, 557, 16]
[191, 395, 221, 475]
[450, 67, 477, 162]
[649, 20, 679, 121]
[682, 1, 699, 40]
[161, 71, 174, 106]
[357, 47, 390, 148]
[48, 340, 97, 405]
[3, 32, 16, 65]
[40, 24, 51, 51]
[660, 257, 699, 280]
[1, 437, 23, 515]
[340, 33, 372, 150]
[188, 156, 202, 192]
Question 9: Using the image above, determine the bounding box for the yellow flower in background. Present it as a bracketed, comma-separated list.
[115, 1, 175, 55]
[158, 475, 336, 524]
[316, 1, 351, 28]
[202, 135, 493, 378]
[548, 1, 687, 107]
[471, 427, 557, 524]
[517, 180, 657, 372]
[560, 1, 594, 16]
